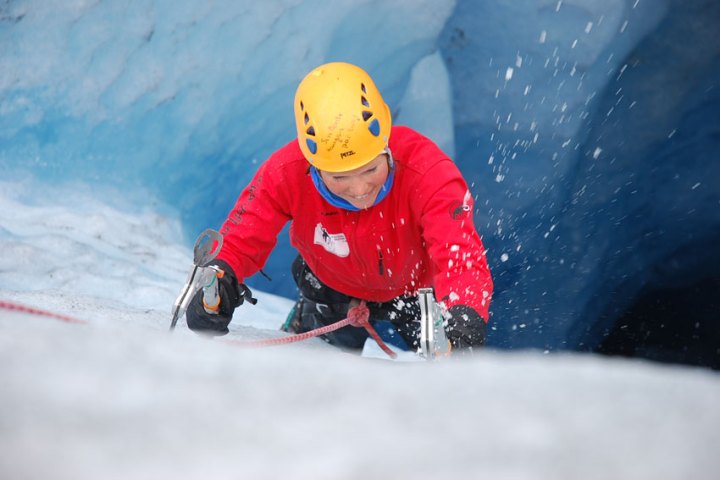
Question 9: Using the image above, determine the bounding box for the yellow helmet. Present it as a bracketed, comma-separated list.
[294, 62, 392, 172]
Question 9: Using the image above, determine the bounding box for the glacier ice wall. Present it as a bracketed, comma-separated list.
[440, 0, 720, 359]
[0, 0, 455, 296]
[1, 0, 718, 360]
[0, 0, 454, 228]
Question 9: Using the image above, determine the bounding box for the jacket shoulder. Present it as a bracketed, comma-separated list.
[389, 126, 451, 174]
[264, 139, 308, 174]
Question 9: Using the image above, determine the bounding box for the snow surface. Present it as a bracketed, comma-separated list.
[2, 181, 720, 479]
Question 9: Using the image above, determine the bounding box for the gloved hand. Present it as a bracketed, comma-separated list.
[186, 260, 255, 336]
[445, 305, 487, 350]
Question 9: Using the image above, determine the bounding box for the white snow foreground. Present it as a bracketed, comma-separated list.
[1, 182, 720, 479]
[2, 295, 720, 480]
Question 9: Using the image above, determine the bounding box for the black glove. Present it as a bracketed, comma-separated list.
[445, 305, 487, 350]
[186, 260, 255, 336]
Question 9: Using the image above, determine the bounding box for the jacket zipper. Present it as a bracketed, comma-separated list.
[377, 249, 384, 276]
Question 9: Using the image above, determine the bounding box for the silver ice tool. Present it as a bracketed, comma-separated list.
[169, 229, 224, 330]
[418, 288, 451, 359]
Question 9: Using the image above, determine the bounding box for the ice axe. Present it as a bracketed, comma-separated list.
[169, 229, 225, 330]
[418, 288, 452, 359]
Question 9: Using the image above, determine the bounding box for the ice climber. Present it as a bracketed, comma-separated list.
[186, 62, 493, 353]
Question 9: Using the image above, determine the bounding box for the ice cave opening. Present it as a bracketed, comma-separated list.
[593, 237, 720, 370]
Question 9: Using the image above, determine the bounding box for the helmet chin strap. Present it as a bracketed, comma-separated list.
[384, 146, 394, 169]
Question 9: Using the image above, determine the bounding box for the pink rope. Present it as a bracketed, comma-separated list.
[225, 300, 398, 359]
[224, 317, 353, 346]
[0, 298, 398, 359]
[0, 299, 87, 324]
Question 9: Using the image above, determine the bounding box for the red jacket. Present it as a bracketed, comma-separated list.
[217, 126, 493, 320]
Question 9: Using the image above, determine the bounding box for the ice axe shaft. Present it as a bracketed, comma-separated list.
[200, 265, 223, 313]
[418, 288, 451, 359]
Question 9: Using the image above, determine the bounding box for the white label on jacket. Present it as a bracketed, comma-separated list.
[314, 223, 350, 258]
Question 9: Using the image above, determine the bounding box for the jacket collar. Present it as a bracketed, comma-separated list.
[309, 164, 395, 211]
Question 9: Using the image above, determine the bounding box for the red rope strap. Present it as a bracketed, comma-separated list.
[225, 300, 398, 359]
[0, 299, 87, 324]
[0, 298, 398, 359]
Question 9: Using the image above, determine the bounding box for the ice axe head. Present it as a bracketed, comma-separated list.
[193, 229, 223, 267]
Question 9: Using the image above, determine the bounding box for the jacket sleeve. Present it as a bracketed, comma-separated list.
[215, 154, 293, 281]
[410, 149, 493, 323]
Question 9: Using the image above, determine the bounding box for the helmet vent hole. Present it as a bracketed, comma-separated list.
[306, 126, 315, 136]
[300, 101, 304, 111]
[306, 138, 318, 154]
[304, 113, 309, 125]
[368, 118, 380, 136]
[361, 83, 367, 94]
[362, 111, 373, 121]
[361, 96, 370, 107]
